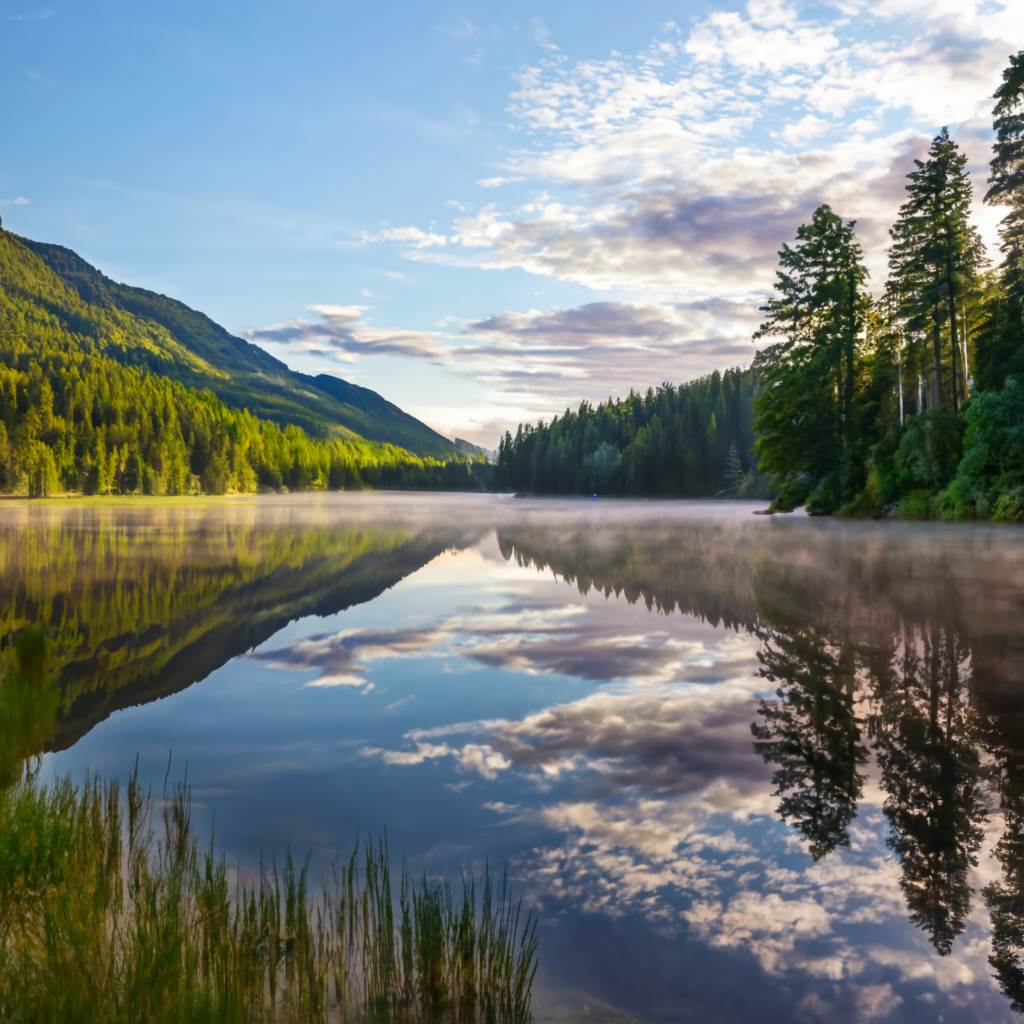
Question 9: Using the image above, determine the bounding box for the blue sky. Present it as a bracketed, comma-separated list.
[2, 1, 1021, 444]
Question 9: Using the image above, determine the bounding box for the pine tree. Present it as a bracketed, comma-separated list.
[753, 205, 871, 512]
[888, 129, 985, 412]
[979, 51, 1024, 391]
[723, 441, 744, 495]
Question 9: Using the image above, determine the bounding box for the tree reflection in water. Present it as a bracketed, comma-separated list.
[751, 621, 865, 861]
[496, 511, 1024, 1008]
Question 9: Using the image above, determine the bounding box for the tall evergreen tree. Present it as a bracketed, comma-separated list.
[979, 51, 1024, 391]
[753, 205, 870, 512]
[888, 129, 984, 413]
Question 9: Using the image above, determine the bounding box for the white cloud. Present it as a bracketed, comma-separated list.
[247, 297, 760, 419]
[253, 0, 1024, 443]
[243, 304, 447, 363]
[362, 0, 1019, 304]
[357, 226, 448, 249]
[254, 626, 443, 692]
[477, 176, 523, 188]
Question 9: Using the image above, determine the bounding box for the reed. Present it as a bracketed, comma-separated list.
[0, 769, 538, 1023]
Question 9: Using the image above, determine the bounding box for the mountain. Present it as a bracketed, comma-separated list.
[0, 227, 488, 497]
[17, 235, 456, 456]
[453, 436, 489, 458]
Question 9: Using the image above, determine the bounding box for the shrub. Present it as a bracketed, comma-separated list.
[993, 485, 1024, 523]
[895, 489, 935, 520]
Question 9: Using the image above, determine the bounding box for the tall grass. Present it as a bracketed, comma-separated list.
[0, 770, 538, 1023]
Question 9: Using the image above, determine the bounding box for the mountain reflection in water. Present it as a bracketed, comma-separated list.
[2, 493, 1024, 1022]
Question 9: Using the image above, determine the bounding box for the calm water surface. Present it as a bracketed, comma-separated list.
[3, 493, 1024, 1022]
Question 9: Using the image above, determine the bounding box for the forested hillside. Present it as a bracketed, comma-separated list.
[19, 236, 458, 456]
[494, 368, 765, 497]
[0, 229, 487, 496]
[752, 52, 1024, 521]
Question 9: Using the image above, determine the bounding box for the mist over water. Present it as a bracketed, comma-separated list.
[3, 493, 1024, 1022]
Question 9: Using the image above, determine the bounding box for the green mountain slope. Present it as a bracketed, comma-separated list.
[0, 228, 487, 496]
[18, 236, 456, 456]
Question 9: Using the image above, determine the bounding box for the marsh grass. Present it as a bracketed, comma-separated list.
[0, 769, 538, 1023]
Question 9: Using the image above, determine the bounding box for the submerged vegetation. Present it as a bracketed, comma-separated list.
[0, 767, 538, 1024]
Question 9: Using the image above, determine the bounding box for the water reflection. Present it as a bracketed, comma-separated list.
[0, 498, 478, 769]
[752, 620, 865, 861]
[3, 496, 1024, 1021]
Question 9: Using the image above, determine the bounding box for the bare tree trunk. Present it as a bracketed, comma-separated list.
[844, 270, 856, 455]
[897, 343, 905, 426]
[960, 298, 970, 400]
[931, 314, 943, 412]
[946, 267, 960, 413]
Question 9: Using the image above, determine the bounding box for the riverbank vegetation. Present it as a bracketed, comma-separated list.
[754, 51, 1024, 520]
[0, 762, 538, 1023]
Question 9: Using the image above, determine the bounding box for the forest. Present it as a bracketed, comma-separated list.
[732, 50, 1024, 519]
[498, 50, 1024, 520]
[493, 368, 765, 497]
[0, 232, 488, 497]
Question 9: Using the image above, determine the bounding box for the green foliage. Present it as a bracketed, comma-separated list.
[939, 379, 1024, 520]
[0, 769, 538, 1023]
[753, 206, 872, 512]
[993, 487, 1024, 523]
[753, 62, 1024, 521]
[895, 489, 937, 521]
[894, 411, 964, 494]
[21, 237, 459, 456]
[495, 369, 767, 498]
[0, 232, 488, 497]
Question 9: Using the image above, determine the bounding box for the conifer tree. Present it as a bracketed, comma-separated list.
[888, 129, 984, 412]
[979, 51, 1024, 391]
[753, 205, 870, 512]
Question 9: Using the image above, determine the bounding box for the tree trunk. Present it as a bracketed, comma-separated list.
[960, 298, 970, 400]
[945, 249, 960, 413]
[897, 343, 905, 426]
[931, 314, 943, 412]
[844, 270, 856, 456]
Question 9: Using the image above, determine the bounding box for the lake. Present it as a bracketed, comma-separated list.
[3, 492, 1024, 1022]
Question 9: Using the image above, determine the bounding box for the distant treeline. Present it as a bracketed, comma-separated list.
[494, 368, 766, 498]
[0, 232, 488, 497]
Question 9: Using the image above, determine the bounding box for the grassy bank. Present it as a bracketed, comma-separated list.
[0, 770, 538, 1023]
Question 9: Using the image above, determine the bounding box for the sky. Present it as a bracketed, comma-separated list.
[2, 0, 1023, 446]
